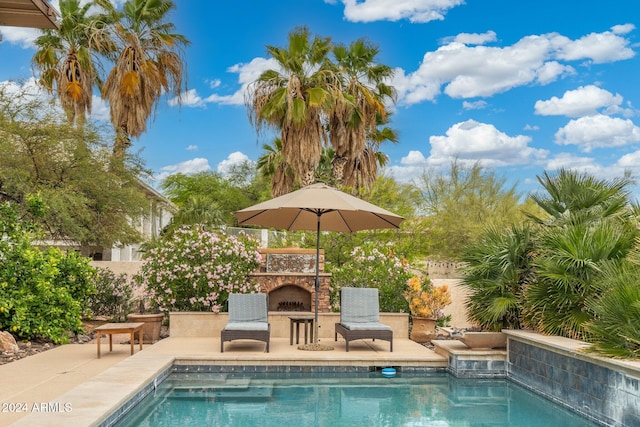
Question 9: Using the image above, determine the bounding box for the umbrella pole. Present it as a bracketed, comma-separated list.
[314, 213, 320, 344]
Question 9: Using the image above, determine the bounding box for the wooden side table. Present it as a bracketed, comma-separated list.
[94, 322, 144, 358]
[289, 316, 314, 345]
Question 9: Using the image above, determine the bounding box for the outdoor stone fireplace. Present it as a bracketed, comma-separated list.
[251, 248, 331, 312]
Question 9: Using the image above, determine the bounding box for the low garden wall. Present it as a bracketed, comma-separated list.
[170, 312, 409, 340]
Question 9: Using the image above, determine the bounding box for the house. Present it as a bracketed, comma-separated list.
[97, 179, 175, 261]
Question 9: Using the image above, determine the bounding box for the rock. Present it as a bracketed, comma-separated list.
[0, 331, 19, 353]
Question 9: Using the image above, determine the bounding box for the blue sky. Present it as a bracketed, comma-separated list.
[1, 0, 639, 196]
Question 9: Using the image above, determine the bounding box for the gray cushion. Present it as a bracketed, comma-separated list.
[341, 322, 392, 331]
[340, 287, 381, 324]
[223, 322, 269, 331]
[227, 293, 268, 323]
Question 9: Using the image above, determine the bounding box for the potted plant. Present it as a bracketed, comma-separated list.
[404, 275, 452, 343]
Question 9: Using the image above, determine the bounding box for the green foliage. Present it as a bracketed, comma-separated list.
[460, 225, 534, 331]
[585, 260, 640, 358]
[161, 171, 259, 229]
[328, 243, 412, 313]
[0, 87, 150, 247]
[522, 170, 638, 341]
[88, 268, 136, 322]
[461, 168, 639, 342]
[135, 226, 262, 313]
[0, 202, 96, 344]
[416, 160, 529, 260]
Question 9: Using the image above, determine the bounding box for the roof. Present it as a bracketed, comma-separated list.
[0, 0, 59, 29]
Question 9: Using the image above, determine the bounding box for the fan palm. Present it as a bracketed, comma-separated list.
[460, 224, 534, 331]
[247, 26, 334, 188]
[523, 169, 638, 340]
[99, 0, 189, 156]
[32, 0, 113, 127]
[329, 38, 396, 187]
[256, 138, 295, 197]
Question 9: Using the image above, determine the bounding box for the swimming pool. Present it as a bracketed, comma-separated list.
[113, 370, 597, 426]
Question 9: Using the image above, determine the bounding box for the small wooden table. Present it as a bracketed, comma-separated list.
[289, 316, 314, 345]
[95, 322, 144, 358]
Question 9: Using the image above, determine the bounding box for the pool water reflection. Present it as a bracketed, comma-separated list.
[114, 371, 597, 426]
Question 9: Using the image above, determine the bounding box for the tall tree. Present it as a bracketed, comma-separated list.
[161, 171, 252, 226]
[0, 85, 149, 248]
[256, 138, 296, 196]
[247, 26, 334, 194]
[417, 160, 528, 260]
[99, 0, 189, 156]
[329, 38, 396, 188]
[32, 0, 112, 127]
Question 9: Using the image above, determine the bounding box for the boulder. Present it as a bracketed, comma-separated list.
[0, 331, 19, 353]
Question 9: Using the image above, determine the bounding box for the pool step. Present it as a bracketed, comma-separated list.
[169, 378, 274, 401]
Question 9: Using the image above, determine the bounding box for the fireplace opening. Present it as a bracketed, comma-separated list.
[268, 285, 312, 312]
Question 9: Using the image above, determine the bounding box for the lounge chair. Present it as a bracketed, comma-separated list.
[334, 287, 393, 352]
[221, 293, 270, 352]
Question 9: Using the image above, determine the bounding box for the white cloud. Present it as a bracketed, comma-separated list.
[544, 152, 600, 173]
[186, 145, 198, 151]
[216, 151, 255, 176]
[330, 0, 465, 23]
[462, 100, 487, 110]
[155, 157, 212, 181]
[0, 26, 41, 48]
[176, 57, 279, 108]
[447, 31, 496, 45]
[394, 26, 633, 105]
[427, 120, 548, 167]
[551, 26, 635, 64]
[554, 115, 640, 152]
[169, 88, 205, 107]
[535, 85, 625, 117]
[387, 120, 549, 183]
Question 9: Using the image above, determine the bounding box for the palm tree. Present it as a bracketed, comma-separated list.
[329, 38, 396, 187]
[99, 0, 189, 156]
[256, 138, 295, 197]
[342, 110, 397, 189]
[461, 224, 534, 331]
[523, 169, 638, 340]
[32, 0, 112, 127]
[247, 26, 334, 188]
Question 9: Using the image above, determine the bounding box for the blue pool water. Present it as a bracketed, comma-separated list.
[114, 371, 598, 426]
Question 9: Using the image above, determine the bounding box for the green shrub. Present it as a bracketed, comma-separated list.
[89, 268, 135, 322]
[0, 201, 95, 344]
[328, 243, 412, 313]
[134, 225, 262, 313]
[585, 261, 640, 358]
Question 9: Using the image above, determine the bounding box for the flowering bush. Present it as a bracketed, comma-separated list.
[88, 268, 135, 322]
[329, 243, 413, 312]
[404, 275, 452, 319]
[134, 226, 262, 313]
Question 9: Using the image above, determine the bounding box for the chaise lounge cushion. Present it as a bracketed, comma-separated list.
[224, 321, 269, 331]
[335, 287, 393, 352]
[227, 293, 268, 324]
[221, 293, 270, 352]
[340, 322, 392, 331]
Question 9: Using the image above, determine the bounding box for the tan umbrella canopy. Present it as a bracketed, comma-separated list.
[234, 182, 404, 349]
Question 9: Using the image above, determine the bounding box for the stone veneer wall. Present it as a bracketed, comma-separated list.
[506, 331, 640, 427]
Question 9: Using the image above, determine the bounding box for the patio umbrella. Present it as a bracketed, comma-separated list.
[234, 182, 404, 349]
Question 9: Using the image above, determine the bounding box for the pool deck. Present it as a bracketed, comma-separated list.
[1, 335, 446, 426]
